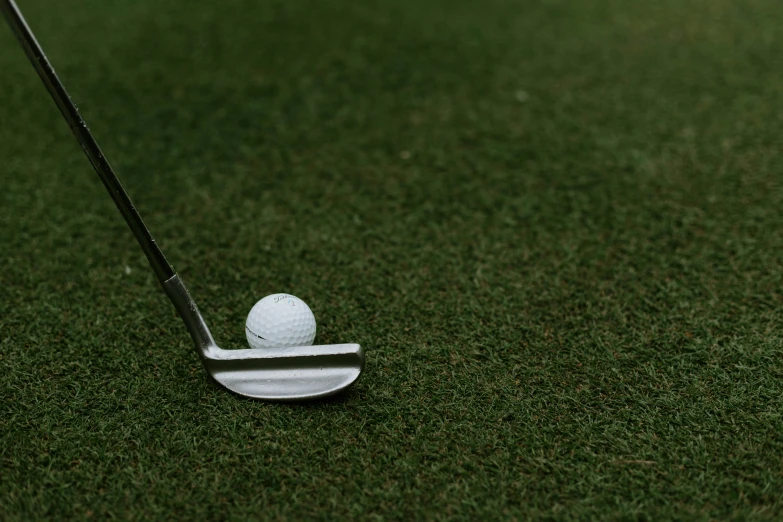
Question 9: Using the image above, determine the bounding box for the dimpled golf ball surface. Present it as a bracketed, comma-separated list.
[245, 294, 317, 349]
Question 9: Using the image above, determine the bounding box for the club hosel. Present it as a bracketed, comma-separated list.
[161, 274, 220, 358]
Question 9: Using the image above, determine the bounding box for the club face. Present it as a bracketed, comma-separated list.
[202, 343, 365, 401]
[162, 275, 365, 401]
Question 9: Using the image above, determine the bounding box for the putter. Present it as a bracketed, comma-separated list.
[1, 0, 364, 401]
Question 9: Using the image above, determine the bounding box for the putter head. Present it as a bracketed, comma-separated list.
[202, 344, 364, 401]
[162, 275, 364, 401]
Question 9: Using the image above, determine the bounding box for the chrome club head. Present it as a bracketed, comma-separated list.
[201, 344, 365, 401]
[163, 275, 364, 401]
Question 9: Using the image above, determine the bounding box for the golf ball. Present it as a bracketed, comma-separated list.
[245, 294, 317, 349]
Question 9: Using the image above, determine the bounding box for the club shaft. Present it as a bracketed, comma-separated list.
[1, 0, 174, 282]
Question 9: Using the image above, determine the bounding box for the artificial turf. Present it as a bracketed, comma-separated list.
[2, 0, 782, 519]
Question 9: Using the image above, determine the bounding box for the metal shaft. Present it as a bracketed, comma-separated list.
[1, 0, 175, 282]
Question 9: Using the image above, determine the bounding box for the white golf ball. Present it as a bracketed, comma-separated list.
[245, 293, 317, 349]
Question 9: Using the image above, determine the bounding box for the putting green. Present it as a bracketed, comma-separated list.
[1, 0, 782, 519]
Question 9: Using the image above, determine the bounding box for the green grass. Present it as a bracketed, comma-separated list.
[2, 0, 783, 519]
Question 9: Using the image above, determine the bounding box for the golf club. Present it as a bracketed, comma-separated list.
[1, 0, 364, 401]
